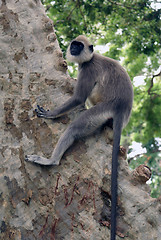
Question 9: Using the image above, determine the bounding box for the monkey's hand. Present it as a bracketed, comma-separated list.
[25, 155, 59, 166]
[35, 105, 56, 119]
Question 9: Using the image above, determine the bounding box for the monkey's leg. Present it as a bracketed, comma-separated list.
[25, 126, 76, 166]
[48, 103, 114, 164]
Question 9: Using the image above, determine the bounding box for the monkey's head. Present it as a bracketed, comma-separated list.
[66, 35, 94, 64]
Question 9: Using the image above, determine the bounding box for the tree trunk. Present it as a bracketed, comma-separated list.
[0, 1, 160, 239]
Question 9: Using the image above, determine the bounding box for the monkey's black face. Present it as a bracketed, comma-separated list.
[70, 41, 84, 56]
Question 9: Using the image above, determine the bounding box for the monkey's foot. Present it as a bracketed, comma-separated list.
[25, 155, 59, 166]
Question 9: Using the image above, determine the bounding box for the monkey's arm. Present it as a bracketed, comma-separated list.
[35, 97, 82, 119]
[36, 73, 95, 119]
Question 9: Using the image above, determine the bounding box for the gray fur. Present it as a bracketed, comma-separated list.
[26, 35, 133, 165]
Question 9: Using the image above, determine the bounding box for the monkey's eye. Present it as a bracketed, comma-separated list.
[70, 41, 84, 56]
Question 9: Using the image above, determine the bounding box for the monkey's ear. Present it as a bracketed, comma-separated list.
[89, 45, 94, 52]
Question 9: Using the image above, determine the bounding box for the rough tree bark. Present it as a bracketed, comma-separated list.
[0, 0, 160, 240]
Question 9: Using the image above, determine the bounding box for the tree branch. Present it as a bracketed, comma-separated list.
[66, 4, 78, 20]
[108, 0, 139, 11]
[128, 153, 145, 164]
[147, 71, 161, 97]
[77, 0, 88, 29]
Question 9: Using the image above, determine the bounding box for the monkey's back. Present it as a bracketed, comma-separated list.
[86, 53, 133, 100]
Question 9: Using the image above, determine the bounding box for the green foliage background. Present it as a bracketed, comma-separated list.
[42, 0, 161, 197]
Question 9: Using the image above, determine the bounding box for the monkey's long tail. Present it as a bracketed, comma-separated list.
[110, 114, 123, 240]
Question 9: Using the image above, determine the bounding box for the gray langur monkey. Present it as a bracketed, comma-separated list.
[26, 35, 133, 240]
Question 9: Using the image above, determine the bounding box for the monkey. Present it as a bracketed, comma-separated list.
[26, 35, 133, 240]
